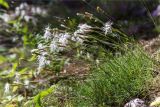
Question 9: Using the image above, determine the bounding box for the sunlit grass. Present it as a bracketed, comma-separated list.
[68, 45, 154, 107]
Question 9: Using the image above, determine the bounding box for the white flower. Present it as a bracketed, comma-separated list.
[74, 24, 92, 36]
[9, 54, 16, 59]
[41, 10, 47, 16]
[102, 21, 112, 35]
[6, 95, 12, 100]
[24, 15, 32, 22]
[37, 52, 50, 73]
[17, 95, 24, 102]
[37, 43, 50, 72]
[78, 24, 92, 33]
[72, 24, 91, 44]
[59, 33, 70, 46]
[43, 26, 52, 40]
[71, 35, 84, 44]
[15, 6, 20, 11]
[87, 52, 91, 59]
[96, 59, 100, 65]
[0, 13, 12, 22]
[0, 3, 47, 24]
[53, 31, 60, 39]
[24, 79, 30, 88]
[24, 15, 37, 25]
[15, 7, 21, 16]
[77, 37, 84, 44]
[14, 73, 21, 84]
[38, 43, 45, 50]
[20, 10, 26, 18]
[73, 30, 81, 37]
[19, 3, 29, 10]
[38, 52, 47, 64]
[50, 39, 58, 52]
[31, 7, 36, 14]
[31, 6, 47, 16]
[36, 7, 42, 14]
[4, 83, 10, 94]
[71, 36, 76, 41]
[50, 33, 71, 52]
[31, 49, 38, 53]
[24, 79, 29, 86]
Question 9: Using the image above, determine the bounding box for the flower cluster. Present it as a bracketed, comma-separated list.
[41, 24, 96, 53]
[72, 23, 92, 44]
[35, 27, 72, 73]
[0, 3, 47, 24]
[102, 21, 112, 35]
[34, 19, 113, 73]
[30, 9, 114, 74]
[50, 32, 71, 52]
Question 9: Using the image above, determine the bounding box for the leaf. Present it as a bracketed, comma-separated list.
[0, 55, 7, 64]
[22, 25, 28, 34]
[34, 94, 41, 107]
[28, 54, 36, 61]
[2, 63, 18, 78]
[0, 0, 9, 8]
[23, 100, 34, 107]
[12, 86, 18, 92]
[33, 85, 58, 107]
[19, 68, 28, 74]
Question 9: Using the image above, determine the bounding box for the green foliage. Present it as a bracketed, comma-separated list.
[34, 85, 58, 107]
[9, 19, 37, 48]
[0, 55, 7, 64]
[69, 46, 153, 106]
[0, 0, 9, 8]
[0, 1, 159, 107]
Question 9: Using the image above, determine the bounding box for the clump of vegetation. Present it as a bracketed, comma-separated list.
[0, 0, 159, 107]
[39, 46, 154, 107]
[60, 46, 153, 107]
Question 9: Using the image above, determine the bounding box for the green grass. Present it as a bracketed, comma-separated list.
[68, 46, 154, 107]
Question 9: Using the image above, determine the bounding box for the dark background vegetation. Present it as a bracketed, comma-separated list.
[3, 0, 159, 38]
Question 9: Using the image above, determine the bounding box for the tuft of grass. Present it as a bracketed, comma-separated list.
[69, 46, 154, 107]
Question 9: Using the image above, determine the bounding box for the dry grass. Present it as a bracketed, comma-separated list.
[140, 35, 160, 54]
[149, 75, 160, 101]
[140, 35, 160, 102]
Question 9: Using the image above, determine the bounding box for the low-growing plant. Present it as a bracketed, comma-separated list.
[0, 1, 158, 107]
[67, 46, 154, 107]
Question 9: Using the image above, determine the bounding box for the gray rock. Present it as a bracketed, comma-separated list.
[124, 98, 147, 107]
